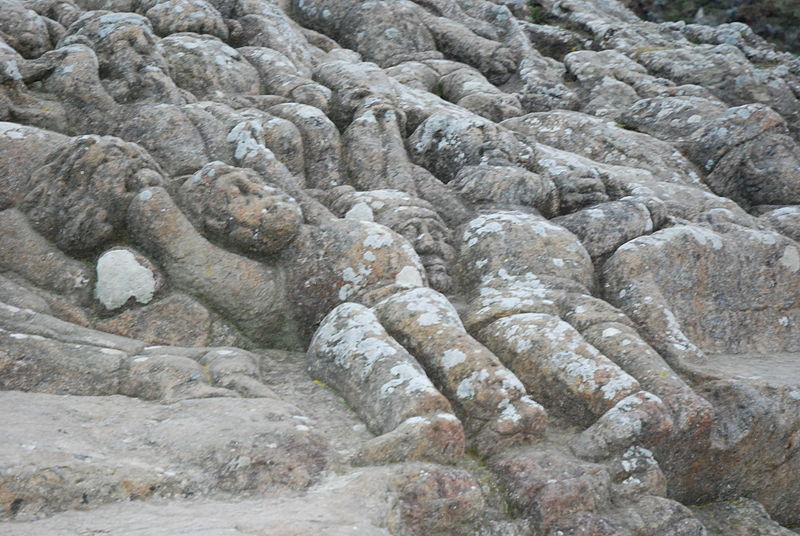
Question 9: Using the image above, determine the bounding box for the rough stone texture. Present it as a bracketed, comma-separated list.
[0, 390, 331, 519]
[158, 33, 260, 99]
[604, 223, 800, 359]
[552, 198, 656, 261]
[0, 122, 69, 210]
[0, 0, 54, 59]
[501, 110, 703, 186]
[328, 188, 457, 293]
[761, 206, 800, 243]
[175, 162, 304, 257]
[93, 293, 220, 347]
[0, 209, 93, 307]
[622, 98, 800, 208]
[373, 287, 548, 456]
[478, 312, 642, 425]
[3, 463, 485, 536]
[408, 112, 536, 184]
[693, 498, 800, 536]
[490, 446, 613, 530]
[240, 47, 331, 111]
[308, 302, 464, 465]
[2, 0, 800, 533]
[128, 187, 300, 348]
[20, 135, 165, 254]
[145, 0, 228, 39]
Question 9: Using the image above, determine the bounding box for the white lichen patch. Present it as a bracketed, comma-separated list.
[379, 363, 437, 397]
[599, 373, 639, 402]
[456, 369, 490, 400]
[780, 245, 799, 273]
[227, 120, 267, 162]
[338, 263, 374, 301]
[95, 249, 157, 310]
[442, 348, 467, 372]
[362, 224, 395, 249]
[357, 337, 398, 374]
[602, 327, 622, 338]
[395, 266, 423, 288]
[493, 367, 525, 394]
[345, 202, 375, 222]
[498, 402, 522, 423]
[388, 288, 464, 329]
[311, 303, 399, 378]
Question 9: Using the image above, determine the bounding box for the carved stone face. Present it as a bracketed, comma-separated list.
[177, 162, 304, 255]
[64, 12, 181, 103]
[391, 210, 456, 294]
[331, 188, 456, 293]
[21, 134, 165, 253]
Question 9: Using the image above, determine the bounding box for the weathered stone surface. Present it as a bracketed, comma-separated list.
[450, 165, 557, 216]
[158, 33, 260, 99]
[0, 0, 53, 58]
[408, 112, 536, 184]
[0, 390, 330, 519]
[0, 122, 69, 210]
[633, 44, 800, 131]
[0, 305, 247, 400]
[145, 0, 228, 39]
[570, 391, 673, 461]
[308, 302, 464, 464]
[268, 102, 341, 187]
[683, 378, 800, 526]
[0, 275, 54, 316]
[580, 320, 713, 434]
[128, 186, 300, 349]
[373, 287, 548, 456]
[457, 211, 594, 295]
[0, 209, 93, 306]
[552, 198, 656, 261]
[693, 497, 800, 536]
[93, 293, 218, 347]
[761, 206, 800, 243]
[240, 47, 331, 111]
[478, 312, 641, 425]
[20, 135, 165, 254]
[502, 111, 702, 186]
[2, 463, 485, 535]
[60, 11, 186, 105]
[2, 0, 800, 532]
[328, 188, 456, 293]
[604, 224, 800, 360]
[622, 97, 800, 208]
[490, 447, 612, 530]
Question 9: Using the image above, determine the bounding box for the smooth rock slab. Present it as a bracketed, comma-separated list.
[2, 463, 485, 536]
[0, 391, 331, 520]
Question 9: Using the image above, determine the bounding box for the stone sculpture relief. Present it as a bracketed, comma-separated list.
[1, 0, 799, 533]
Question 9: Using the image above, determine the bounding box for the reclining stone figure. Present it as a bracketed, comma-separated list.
[129, 162, 548, 456]
[0, 124, 547, 459]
